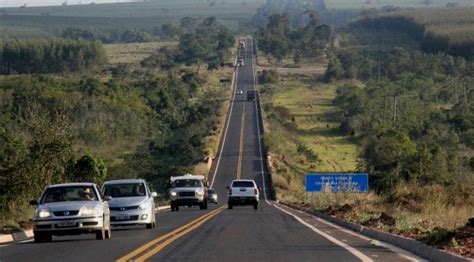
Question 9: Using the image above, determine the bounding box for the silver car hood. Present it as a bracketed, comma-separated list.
[39, 201, 99, 211]
[108, 197, 147, 207]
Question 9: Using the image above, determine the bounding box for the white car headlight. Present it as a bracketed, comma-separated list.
[196, 189, 204, 196]
[138, 202, 149, 210]
[170, 191, 177, 196]
[36, 209, 51, 218]
[81, 207, 99, 216]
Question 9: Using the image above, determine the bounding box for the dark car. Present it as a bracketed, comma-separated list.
[207, 189, 218, 204]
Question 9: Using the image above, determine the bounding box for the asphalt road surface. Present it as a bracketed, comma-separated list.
[0, 37, 420, 262]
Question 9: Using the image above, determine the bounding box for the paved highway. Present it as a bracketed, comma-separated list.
[0, 37, 420, 262]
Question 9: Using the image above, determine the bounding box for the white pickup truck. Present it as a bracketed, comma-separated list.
[227, 179, 259, 210]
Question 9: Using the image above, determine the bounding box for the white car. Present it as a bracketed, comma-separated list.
[169, 174, 208, 211]
[237, 58, 244, 67]
[102, 179, 157, 229]
[30, 183, 111, 243]
[236, 89, 243, 95]
[227, 179, 259, 210]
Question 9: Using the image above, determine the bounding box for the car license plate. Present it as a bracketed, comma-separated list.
[56, 221, 76, 228]
[115, 214, 130, 221]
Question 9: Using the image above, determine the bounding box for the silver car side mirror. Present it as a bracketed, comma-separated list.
[103, 195, 112, 201]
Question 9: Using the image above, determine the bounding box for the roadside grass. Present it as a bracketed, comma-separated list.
[264, 75, 358, 173]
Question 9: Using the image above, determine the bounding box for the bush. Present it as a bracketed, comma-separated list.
[259, 70, 279, 84]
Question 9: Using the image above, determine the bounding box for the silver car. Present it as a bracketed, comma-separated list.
[102, 179, 157, 229]
[30, 183, 111, 243]
[169, 174, 208, 211]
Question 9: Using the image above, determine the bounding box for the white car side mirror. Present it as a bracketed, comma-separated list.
[151, 192, 158, 198]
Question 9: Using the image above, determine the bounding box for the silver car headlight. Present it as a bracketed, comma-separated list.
[36, 209, 52, 218]
[138, 202, 149, 210]
[170, 191, 177, 197]
[196, 189, 204, 196]
[81, 207, 99, 216]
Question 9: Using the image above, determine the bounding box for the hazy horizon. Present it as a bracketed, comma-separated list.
[0, 0, 138, 8]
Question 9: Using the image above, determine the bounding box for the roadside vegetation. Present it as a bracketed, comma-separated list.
[257, 6, 474, 258]
[0, 17, 235, 231]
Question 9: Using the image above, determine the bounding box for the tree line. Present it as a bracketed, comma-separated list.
[256, 12, 332, 61]
[353, 15, 474, 59]
[61, 27, 154, 44]
[328, 47, 474, 195]
[142, 17, 235, 70]
[0, 69, 224, 222]
[0, 38, 106, 74]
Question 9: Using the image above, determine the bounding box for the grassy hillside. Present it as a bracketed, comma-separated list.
[270, 84, 358, 172]
[325, 0, 474, 9]
[351, 7, 474, 58]
[394, 7, 474, 45]
[0, 0, 265, 38]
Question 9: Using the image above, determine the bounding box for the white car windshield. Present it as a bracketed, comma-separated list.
[171, 179, 203, 188]
[42, 186, 97, 203]
[103, 183, 146, 198]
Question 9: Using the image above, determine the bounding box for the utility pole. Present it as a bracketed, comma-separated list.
[383, 96, 387, 123]
[392, 96, 397, 124]
[463, 83, 468, 104]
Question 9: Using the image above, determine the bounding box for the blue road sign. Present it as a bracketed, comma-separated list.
[305, 173, 368, 192]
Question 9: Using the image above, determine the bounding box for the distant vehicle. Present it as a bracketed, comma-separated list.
[102, 179, 157, 229]
[247, 90, 256, 101]
[236, 89, 243, 95]
[237, 58, 244, 67]
[227, 179, 259, 210]
[207, 188, 218, 204]
[30, 183, 111, 243]
[169, 174, 208, 211]
[239, 40, 246, 49]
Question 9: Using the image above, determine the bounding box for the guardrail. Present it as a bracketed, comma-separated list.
[252, 37, 275, 200]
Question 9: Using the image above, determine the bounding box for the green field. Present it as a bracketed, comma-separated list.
[0, 0, 265, 38]
[325, 0, 474, 9]
[268, 79, 358, 173]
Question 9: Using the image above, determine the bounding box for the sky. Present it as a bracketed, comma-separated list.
[0, 0, 132, 7]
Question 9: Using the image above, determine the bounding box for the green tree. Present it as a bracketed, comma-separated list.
[69, 154, 108, 184]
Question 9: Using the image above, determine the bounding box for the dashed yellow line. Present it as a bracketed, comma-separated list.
[236, 104, 246, 180]
[116, 205, 226, 262]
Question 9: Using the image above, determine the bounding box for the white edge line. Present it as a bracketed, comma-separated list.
[272, 203, 374, 262]
[289, 207, 426, 262]
[0, 238, 34, 248]
[252, 36, 422, 262]
[210, 47, 240, 188]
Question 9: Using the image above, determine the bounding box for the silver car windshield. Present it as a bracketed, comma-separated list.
[103, 183, 146, 198]
[42, 186, 97, 203]
[171, 179, 203, 188]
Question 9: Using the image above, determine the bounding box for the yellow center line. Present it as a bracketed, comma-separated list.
[118, 45, 249, 262]
[116, 205, 226, 262]
[236, 104, 246, 180]
[135, 206, 225, 261]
